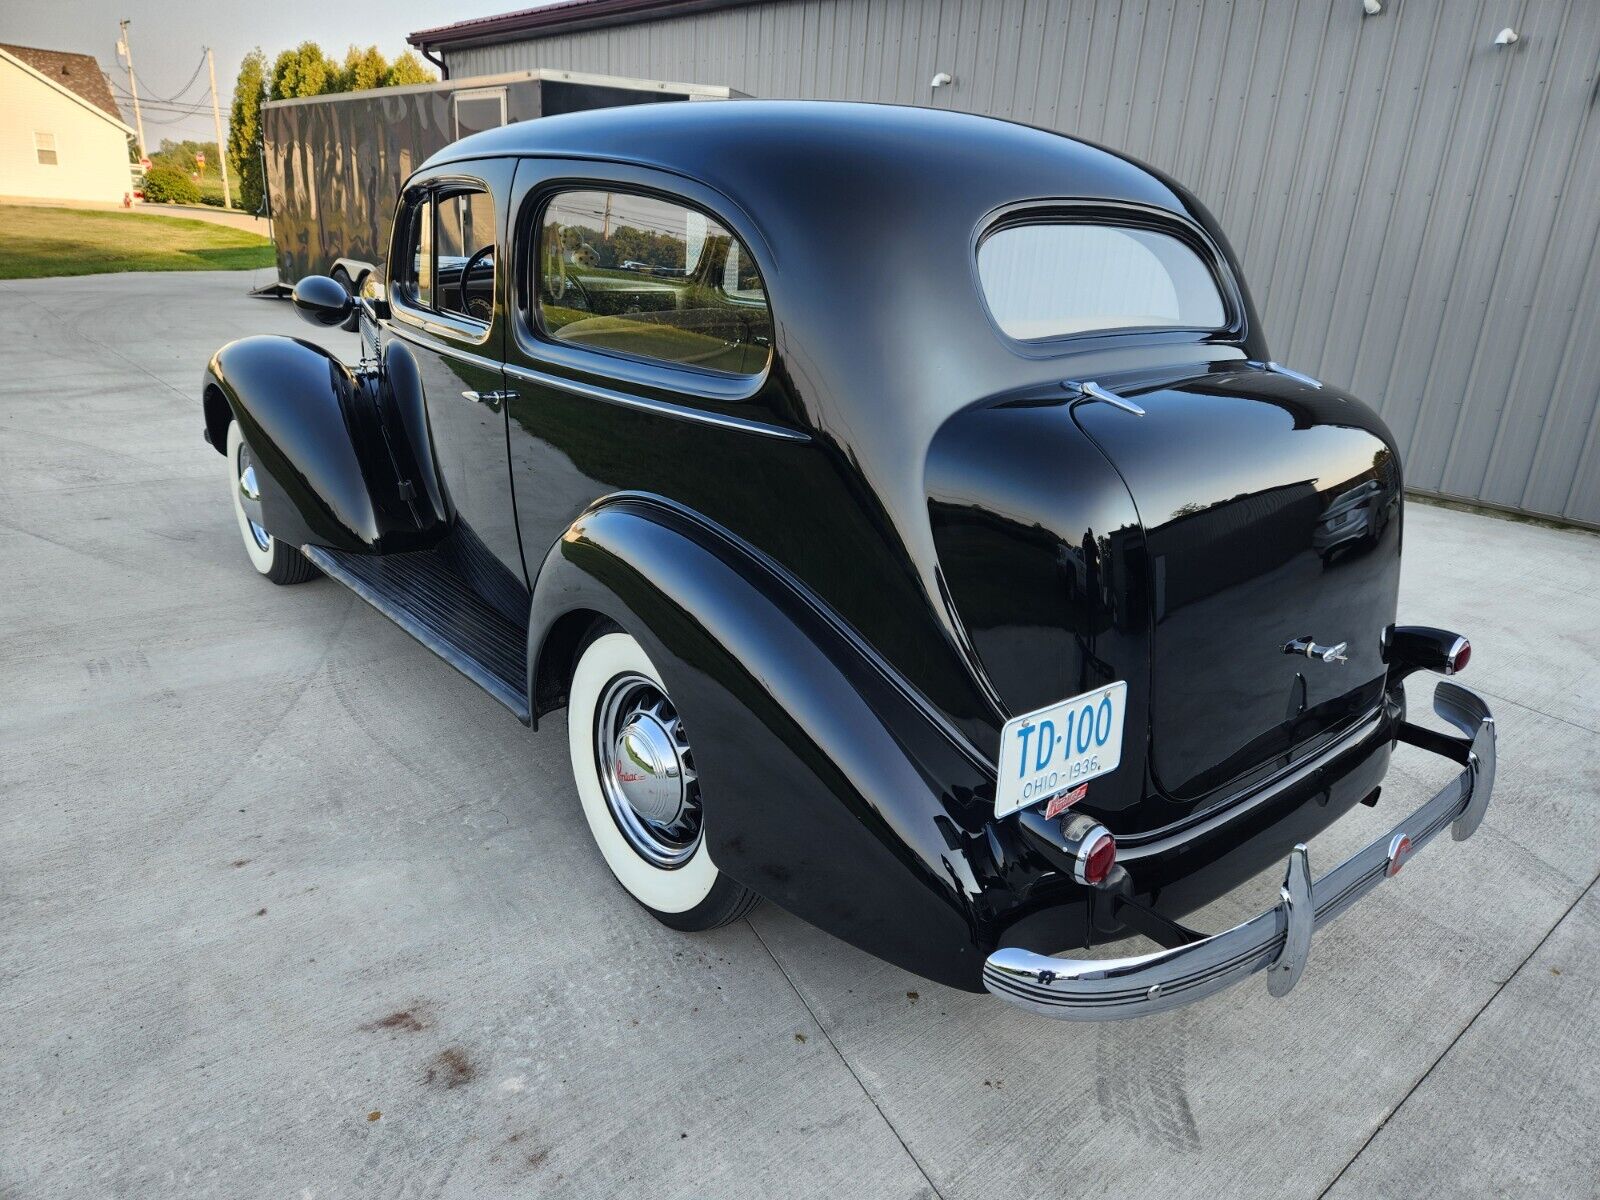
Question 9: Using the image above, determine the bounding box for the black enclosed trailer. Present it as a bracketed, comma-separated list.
[261, 69, 740, 291]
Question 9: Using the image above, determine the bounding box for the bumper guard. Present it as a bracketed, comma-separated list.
[983, 681, 1495, 1020]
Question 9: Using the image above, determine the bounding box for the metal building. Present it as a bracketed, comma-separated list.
[411, 0, 1600, 528]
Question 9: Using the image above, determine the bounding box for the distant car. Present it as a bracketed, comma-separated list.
[1314, 477, 1399, 563]
[200, 101, 1495, 1019]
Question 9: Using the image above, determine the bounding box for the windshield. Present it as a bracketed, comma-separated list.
[978, 221, 1227, 341]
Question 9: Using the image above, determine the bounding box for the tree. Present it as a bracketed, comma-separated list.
[226, 41, 436, 216]
[270, 41, 341, 101]
[150, 138, 219, 175]
[384, 52, 434, 87]
[340, 45, 389, 92]
[227, 49, 268, 213]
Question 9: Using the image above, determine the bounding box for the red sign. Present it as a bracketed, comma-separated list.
[139, 157, 151, 170]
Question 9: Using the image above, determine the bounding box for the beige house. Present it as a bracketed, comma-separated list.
[0, 43, 135, 204]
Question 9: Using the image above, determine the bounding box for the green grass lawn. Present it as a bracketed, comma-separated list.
[0, 205, 275, 279]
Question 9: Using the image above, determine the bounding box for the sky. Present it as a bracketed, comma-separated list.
[2, 0, 545, 146]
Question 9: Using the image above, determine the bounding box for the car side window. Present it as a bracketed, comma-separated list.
[395, 188, 496, 326]
[395, 196, 433, 310]
[436, 189, 496, 323]
[533, 189, 772, 376]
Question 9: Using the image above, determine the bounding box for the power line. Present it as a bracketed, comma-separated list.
[129, 52, 208, 104]
[110, 88, 210, 114]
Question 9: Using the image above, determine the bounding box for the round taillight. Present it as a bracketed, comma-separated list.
[1080, 832, 1117, 886]
[1447, 636, 1471, 674]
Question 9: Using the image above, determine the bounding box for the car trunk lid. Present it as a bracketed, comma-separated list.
[1070, 363, 1401, 804]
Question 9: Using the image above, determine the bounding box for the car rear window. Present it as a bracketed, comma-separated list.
[978, 221, 1226, 341]
[534, 189, 772, 376]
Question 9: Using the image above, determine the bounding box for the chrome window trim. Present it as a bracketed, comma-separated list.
[502, 362, 807, 443]
[390, 179, 498, 348]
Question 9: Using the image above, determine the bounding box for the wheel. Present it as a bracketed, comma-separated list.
[567, 629, 759, 931]
[225, 421, 319, 585]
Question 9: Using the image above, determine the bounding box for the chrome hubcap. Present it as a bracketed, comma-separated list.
[594, 673, 702, 868]
[235, 442, 270, 551]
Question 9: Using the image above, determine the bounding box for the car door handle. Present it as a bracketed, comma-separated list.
[460, 389, 517, 409]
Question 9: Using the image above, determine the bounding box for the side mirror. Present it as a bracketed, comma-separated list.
[291, 275, 355, 328]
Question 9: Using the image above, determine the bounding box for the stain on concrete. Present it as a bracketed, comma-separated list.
[367, 1008, 430, 1034]
[424, 1047, 474, 1089]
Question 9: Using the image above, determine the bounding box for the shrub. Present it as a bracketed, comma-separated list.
[141, 166, 201, 205]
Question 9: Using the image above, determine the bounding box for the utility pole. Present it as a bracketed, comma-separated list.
[116, 19, 146, 160]
[205, 47, 232, 210]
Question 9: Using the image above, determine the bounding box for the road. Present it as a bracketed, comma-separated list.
[1, 270, 1596, 1199]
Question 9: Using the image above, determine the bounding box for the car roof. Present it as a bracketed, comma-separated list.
[420, 99, 1192, 220]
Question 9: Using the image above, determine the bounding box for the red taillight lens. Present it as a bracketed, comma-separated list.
[1448, 638, 1471, 674]
[1082, 833, 1117, 886]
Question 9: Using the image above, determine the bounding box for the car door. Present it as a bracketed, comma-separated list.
[498, 161, 786, 582]
[386, 160, 526, 586]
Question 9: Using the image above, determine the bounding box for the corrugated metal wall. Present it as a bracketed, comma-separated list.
[446, 0, 1600, 526]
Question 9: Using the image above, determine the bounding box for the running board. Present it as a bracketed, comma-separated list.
[304, 544, 530, 721]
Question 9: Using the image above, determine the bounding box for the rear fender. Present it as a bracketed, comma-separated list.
[528, 497, 1008, 991]
[202, 335, 449, 553]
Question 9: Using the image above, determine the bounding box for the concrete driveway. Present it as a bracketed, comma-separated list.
[2, 270, 1596, 1199]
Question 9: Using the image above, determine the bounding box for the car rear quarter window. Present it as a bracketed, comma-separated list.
[534, 189, 772, 376]
[978, 221, 1226, 341]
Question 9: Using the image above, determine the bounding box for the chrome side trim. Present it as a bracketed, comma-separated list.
[1068, 380, 1146, 416]
[982, 682, 1494, 1021]
[504, 363, 809, 443]
[1117, 708, 1386, 858]
[385, 322, 502, 373]
[1267, 360, 1324, 388]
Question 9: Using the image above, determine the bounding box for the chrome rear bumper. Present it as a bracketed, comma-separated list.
[983, 681, 1495, 1020]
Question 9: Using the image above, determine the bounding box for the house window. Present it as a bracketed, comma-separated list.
[35, 132, 58, 166]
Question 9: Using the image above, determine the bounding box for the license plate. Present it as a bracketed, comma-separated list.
[995, 681, 1127, 818]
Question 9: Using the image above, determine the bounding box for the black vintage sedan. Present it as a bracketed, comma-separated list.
[202, 100, 1495, 1019]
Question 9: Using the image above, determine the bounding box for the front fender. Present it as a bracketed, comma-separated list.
[529, 497, 1028, 992]
[202, 335, 448, 553]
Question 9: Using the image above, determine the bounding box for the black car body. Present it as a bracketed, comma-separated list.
[202, 101, 1495, 1019]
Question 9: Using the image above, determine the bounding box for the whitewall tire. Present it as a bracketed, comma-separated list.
[226, 421, 318, 585]
[567, 629, 758, 930]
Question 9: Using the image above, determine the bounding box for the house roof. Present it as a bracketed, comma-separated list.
[0, 42, 124, 122]
[410, 0, 764, 53]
